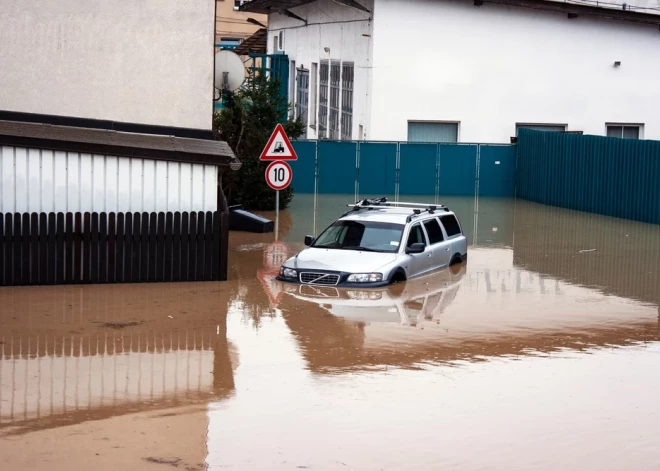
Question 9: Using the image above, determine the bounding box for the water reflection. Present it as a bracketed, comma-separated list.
[0, 283, 237, 437]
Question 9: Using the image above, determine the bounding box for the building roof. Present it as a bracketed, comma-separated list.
[241, 0, 660, 26]
[0, 119, 235, 167]
[239, 0, 317, 14]
[234, 28, 268, 55]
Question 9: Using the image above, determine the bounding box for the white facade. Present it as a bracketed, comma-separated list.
[271, 0, 660, 143]
[267, 0, 374, 140]
[0, 146, 218, 214]
[0, 0, 215, 130]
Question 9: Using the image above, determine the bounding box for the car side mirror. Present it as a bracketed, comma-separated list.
[406, 242, 426, 254]
[304, 235, 314, 246]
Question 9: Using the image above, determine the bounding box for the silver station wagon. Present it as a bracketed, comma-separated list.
[277, 197, 468, 288]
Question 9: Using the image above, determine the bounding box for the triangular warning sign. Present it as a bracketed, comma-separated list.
[259, 123, 298, 161]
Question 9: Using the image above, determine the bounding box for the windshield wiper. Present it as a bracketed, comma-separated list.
[344, 246, 379, 252]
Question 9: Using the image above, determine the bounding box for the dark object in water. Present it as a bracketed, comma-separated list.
[229, 205, 274, 233]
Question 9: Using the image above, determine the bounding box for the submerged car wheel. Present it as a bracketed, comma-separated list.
[449, 254, 465, 275]
[387, 269, 407, 296]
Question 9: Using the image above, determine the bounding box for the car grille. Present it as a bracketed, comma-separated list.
[300, 285, 340, 297]
[299, 272, 340, 285]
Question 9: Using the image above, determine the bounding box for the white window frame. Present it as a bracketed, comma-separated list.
[295, 67, 309, 125]
[309, 62, 318, 128]
[605, 123, 644, 139]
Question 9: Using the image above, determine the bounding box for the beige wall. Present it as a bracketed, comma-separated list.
[215, 0, 267, 44]
[0, 0, 215, 130]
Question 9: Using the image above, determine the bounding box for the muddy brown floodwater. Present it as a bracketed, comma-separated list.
[1, 197, 659, 471]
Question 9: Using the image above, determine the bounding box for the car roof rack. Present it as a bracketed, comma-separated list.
[342, 197, 451, 222]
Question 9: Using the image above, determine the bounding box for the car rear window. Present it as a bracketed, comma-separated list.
[423, 218, 444, 244]
[440, 215, 461, 237]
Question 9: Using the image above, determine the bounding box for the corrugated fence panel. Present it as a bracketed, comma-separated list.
[290, 141, 317, 193]
[399, 143, 437, 196]
[0, 211, 226, 286]
[358, 142, 397, 197]
[318, 141, 357, 194]
[479, 145, 516, 197]
[516, 129, 660, 224]
[439, 144, 477, 196]
[0, 146, 218, 213]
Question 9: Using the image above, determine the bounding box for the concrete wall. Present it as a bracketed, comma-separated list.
[0, 0, 215, 130]
[0, 146, 218, 214]
[267, 0, 373, 140]
[370, 0, 660, 143]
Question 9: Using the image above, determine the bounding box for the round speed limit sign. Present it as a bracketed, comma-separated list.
[265, 161, 292, 191]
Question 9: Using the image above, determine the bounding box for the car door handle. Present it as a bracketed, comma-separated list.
[445, 248, 450, 251]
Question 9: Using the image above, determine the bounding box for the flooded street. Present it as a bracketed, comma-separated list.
[1, 196, 659, 470]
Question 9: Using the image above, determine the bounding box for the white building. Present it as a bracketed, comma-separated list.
[242, 0, 660, 143]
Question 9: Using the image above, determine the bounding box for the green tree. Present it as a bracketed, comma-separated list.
[214, 72, 305, 211]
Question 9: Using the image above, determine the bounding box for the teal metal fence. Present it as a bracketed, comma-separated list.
[516, 129, 660, 224]
[288, 140, 516, 199]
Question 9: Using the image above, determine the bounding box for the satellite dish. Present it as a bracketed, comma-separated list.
[214, 50, 246, 92]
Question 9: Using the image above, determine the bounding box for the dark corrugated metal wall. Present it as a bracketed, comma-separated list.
[516, 129, 660, 224]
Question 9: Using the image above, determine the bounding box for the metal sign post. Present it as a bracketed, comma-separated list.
[275, 190, 280, 240]
[260, 124, 298, 241]
[265, 160, 292, 240]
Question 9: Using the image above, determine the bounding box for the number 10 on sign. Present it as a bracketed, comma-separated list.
[265, 160, 293, 240]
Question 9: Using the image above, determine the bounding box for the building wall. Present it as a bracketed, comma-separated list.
[370, 0, 660, 143]
[215, 0, 267, 45]
[0, 146, 218, 214]
[0, 0, 215, 130]
[267, 0, 374, 140]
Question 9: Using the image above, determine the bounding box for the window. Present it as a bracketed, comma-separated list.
[423, 218, 444, 244]
[312, 220, 405, 253]
[233, 0, 244, 10]
[408, 122, 458, 143]
[516, 123, 566, 135]
[218, 37, 240, 50]
[341, 62, 354, 140]
[289, 60, 296, 119]
[310, 62, 318, 127]
[295, 69, 309, 125]
[607, 124, 641, 139]
[440, 215, 461, 237]
[329, 61, 341, 139]
[319, 60, 329, 137]
[406, 223, 426, 248]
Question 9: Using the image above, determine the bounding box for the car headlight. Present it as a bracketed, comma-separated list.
[280, 267, 298, 278]
[347, 273, 383, 283]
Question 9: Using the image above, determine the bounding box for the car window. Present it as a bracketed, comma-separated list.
[312, 220, 405, 253]
[423, 218, 444, 244]
[406, 223, 426, 248]
[440, 215, 461, 237]
[314, 224, 347, 246]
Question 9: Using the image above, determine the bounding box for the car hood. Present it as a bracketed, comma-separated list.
[287, 248, 399, 273]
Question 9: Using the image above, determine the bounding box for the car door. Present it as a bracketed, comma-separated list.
[403, 222, 432, 277]
[421, 217, 452, 271]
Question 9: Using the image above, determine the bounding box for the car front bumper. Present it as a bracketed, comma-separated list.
[275, 274, 390, 289]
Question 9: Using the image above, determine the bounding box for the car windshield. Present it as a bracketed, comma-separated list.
[312, 220, 405, 253]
